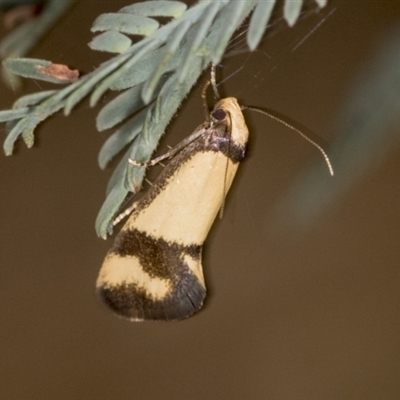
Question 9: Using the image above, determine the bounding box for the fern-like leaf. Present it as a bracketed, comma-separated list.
[0, 0, 328, 238]
[0, 0, 77, 88]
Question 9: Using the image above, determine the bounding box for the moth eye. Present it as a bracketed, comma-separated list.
[212, 108, 226, 121]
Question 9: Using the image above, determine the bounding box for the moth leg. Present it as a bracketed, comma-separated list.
[128, 127, 207, 168]
[113, 203, 137, 226]
[129, 152, 173, 167]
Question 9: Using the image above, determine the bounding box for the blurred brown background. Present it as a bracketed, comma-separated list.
[1, 1, 400, 399]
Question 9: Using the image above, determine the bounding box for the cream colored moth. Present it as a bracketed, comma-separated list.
[96, 68, 333, 322]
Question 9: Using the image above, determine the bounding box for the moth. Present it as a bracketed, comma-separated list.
[96, 70, 333, 322]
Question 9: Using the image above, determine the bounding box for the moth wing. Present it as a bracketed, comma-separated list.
[97, 229, 206, 321]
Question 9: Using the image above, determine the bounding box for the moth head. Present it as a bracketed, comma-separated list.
[211, 97, 249, 147]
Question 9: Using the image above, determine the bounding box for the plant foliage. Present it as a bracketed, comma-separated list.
[0, 0, 77, 87]
[0, 0, 328, 238]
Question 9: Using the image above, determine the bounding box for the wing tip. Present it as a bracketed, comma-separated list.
[97, 279, 206, 321]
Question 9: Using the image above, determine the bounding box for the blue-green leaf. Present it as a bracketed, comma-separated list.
[98, 107, 148, 169]
[109, 48, 163, 91]
[63, 57, 129, 115]
[97, 84, 146, 131]
[95, 175, 129, 238]
[0, 108, 30, 123]
[247, 0, 276, 50]
[89, 31, 132, 54]
[178, 1, 221, 82]
[89, 39, 161, 107]
[210, 1, 256, 63]
[110, 46, 182, 91]
[13, 90, 56, 108]
[315, 0, 327, 7]
[22, 129, 34, 148]
[120, 1, 187, 18]
[4, 101, 64, 155]
[3, 58, 78, 84]
[91, 13, 159, 36]
[284, 0, 303, 27]
[142, 19, 191, 103]
[4, 116, 32, 155]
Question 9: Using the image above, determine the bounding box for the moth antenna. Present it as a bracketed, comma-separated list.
[211, 63, 221, 100]
[219, 113, 233, 219]
[202, 64, 221, 121]
[219, 200, 225, 219]
[201, 80, 211, 122]
[219, 157, 228, 219]
[219, 159, 228, 219]
[243, 106, 334, 176]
